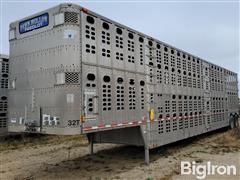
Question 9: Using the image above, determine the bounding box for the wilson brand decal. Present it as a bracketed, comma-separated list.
[19, 13, 49, 34]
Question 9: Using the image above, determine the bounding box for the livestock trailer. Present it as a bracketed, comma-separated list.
[0, 54, 9, 135]
[8, 3, 239, 163]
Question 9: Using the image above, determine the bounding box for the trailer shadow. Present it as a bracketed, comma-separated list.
[41, 127, 229, 179]
[43, 145, 147, 178]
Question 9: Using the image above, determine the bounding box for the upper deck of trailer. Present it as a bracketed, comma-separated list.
[9, 3, 238, 77]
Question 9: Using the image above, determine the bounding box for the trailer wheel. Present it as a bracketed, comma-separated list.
[229, 116, 235, 129]
[234, 114, 239, 128]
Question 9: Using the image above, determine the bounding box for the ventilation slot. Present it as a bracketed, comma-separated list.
[166, 115, 171, 132]
[1, 79, 8, 89]
[0, 101, 7, 112]
[64, 12, 79, 24]
[158, 119, 164, 134]
[1, 63, 9, 73]
[0, 58, 8, 129]
[116, 77, 124, 111]
[0, 117, 7, 128]
[102, 76, 111, 111]
[128, 79, 136, 110]
[65, 72, 79, 84]
[140, 80, 145, 109]
[179, 114, 183, 129]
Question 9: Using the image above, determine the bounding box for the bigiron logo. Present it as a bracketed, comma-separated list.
[181, 161, 237, 179]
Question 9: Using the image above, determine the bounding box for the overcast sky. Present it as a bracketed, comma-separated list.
[0, 0, 239, 91]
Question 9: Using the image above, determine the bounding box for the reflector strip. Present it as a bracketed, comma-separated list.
[83, 112, 227, 131]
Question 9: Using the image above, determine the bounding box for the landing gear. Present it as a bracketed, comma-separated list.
[89, 134, 94, 155]
[144, 146, 149, 164]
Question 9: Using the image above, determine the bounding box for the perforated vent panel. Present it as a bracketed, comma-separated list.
[116, 80, 124, 111]
[1, 78, 8, 88]
[102, 84, 112, 111]
[64, 12, 79, 24]
[1, 62, 9, 73]
[128, 79, 136, 110]
[0, 117, 7, 128]
[0, 100, 7, 112]
[0, 58, 8, 131]
[65, 72, 80, 84]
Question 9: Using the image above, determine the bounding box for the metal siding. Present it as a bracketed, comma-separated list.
[0, 55, 9, 135]
[8, 5, 81, 134]
[8, 4, 239, 149]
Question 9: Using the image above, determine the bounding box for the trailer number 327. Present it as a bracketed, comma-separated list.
[68, 120, 80, 126]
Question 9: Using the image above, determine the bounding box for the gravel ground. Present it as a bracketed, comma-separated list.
[0, 127, 239, 180]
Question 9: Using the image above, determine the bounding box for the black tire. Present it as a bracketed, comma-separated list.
[234, 114, 239, 128]
[229, 116, 235, 129]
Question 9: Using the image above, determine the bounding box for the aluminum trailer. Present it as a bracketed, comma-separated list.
[0, 54, 9, 135]
[8, 4, 239, 163]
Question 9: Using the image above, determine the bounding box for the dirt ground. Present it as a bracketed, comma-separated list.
[0, 127, 240, 180]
